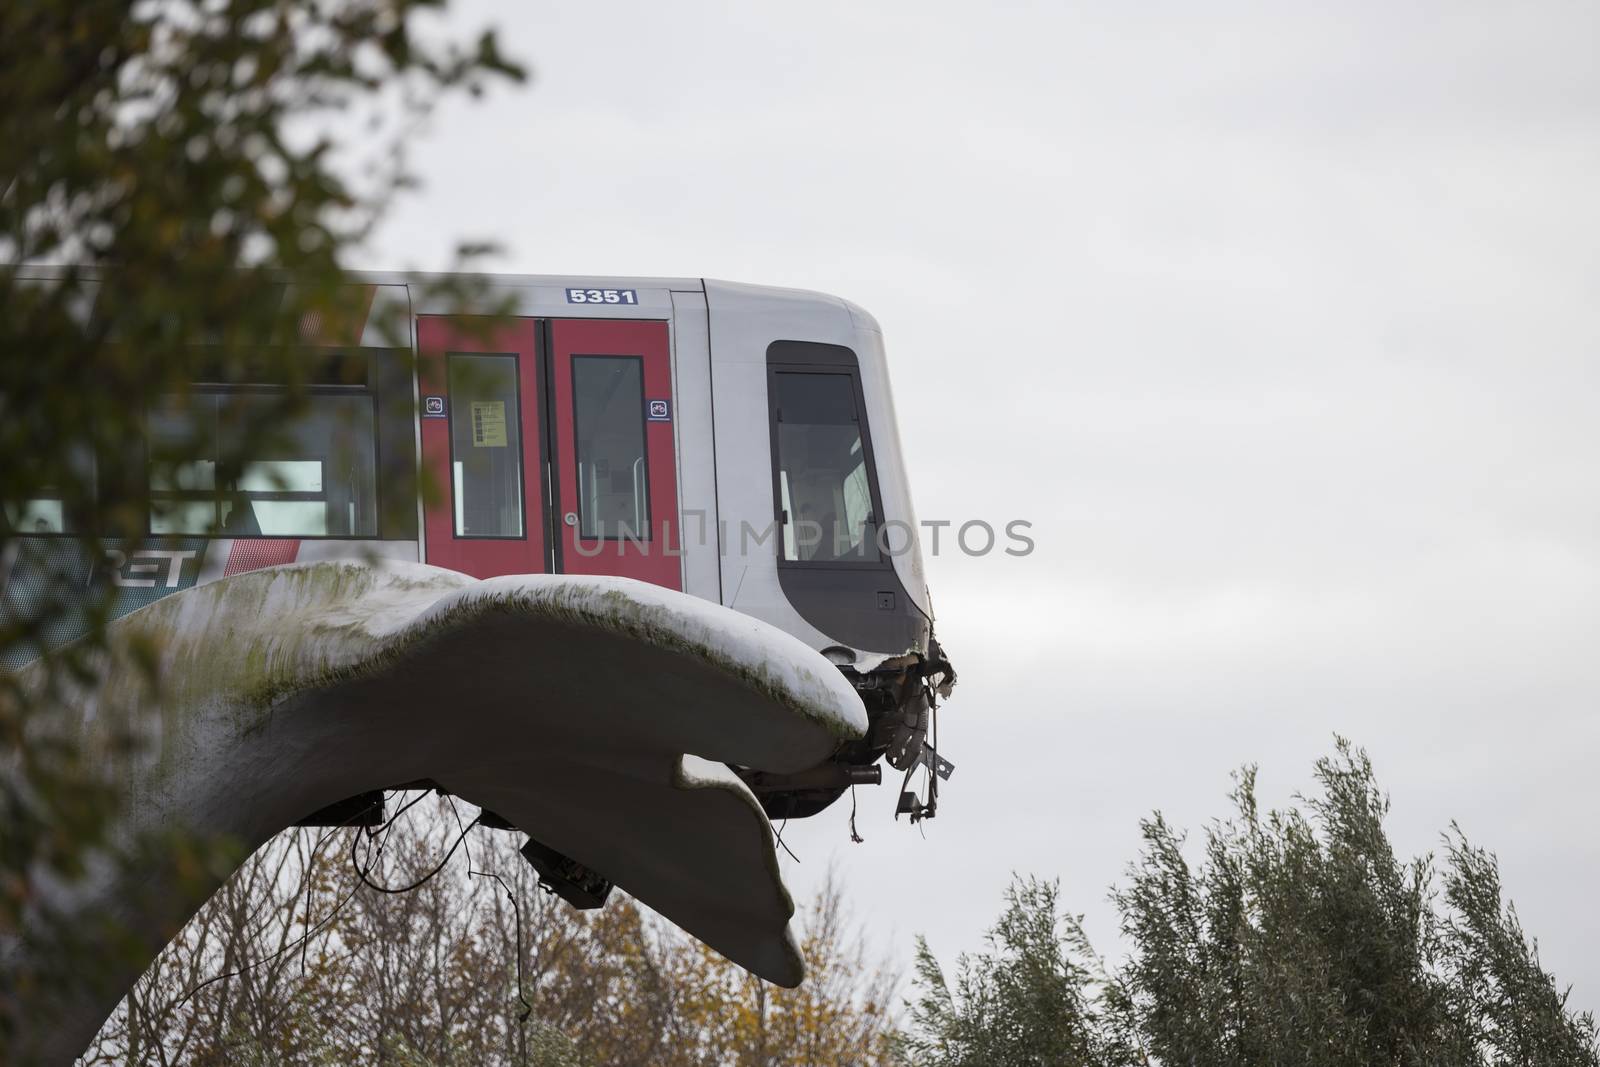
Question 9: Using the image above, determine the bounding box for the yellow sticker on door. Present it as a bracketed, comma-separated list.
[470, 400, 508, 447]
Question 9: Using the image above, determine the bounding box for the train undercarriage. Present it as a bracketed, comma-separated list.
[736, 639, 957, 822]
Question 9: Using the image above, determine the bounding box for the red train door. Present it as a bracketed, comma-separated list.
[417, 316, 547, 579]
[548, 319, 681, 591]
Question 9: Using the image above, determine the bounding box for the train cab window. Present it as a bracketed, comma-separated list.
[770, 370, 880, 563]
[147, 393, 378, 536]
[447, 354, 524, 538]
[572, 356, 649, 540]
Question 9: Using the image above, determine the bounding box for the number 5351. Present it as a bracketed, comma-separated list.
[566, 287, 638, 305]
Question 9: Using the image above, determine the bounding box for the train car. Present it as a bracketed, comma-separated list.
[1, 271, 956, 821]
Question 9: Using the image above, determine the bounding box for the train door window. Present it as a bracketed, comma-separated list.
[571, 356, 649, 540]
[447, 354, 525, 538]
[546, 318, 677, 589]
[146, 392, 378, 536]
[770, 370, 881, 563]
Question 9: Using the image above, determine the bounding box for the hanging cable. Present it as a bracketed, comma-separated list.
[447, 795, 533, 1024]
[350, 805, 480, 895]
[772, 816, 801, 864]
[177, 792, 405, 1011]
[366, 788, 432, 838]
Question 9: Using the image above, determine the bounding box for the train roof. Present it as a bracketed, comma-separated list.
[12, 266, 884, 337]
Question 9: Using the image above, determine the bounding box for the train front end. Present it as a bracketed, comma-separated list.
[702, 281, 957, 822]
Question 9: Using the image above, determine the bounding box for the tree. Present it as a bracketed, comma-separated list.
[80, 794, 902, 1066]
[904, 878, 1110, 1067]
[0, 2, 522, 1058]
[662, 880, 901, 1066]
[903, 740, 1599, 1067]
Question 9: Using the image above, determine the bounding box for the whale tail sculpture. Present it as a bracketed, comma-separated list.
[6, 560, 869, 1062]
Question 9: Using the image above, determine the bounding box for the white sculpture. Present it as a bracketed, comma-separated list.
[10, 560, 866, 1062]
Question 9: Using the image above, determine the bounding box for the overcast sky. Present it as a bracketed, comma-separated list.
[364, 0, 1600, 1009]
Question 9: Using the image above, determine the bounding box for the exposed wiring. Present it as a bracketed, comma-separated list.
[367, 788, 432, 838]
[350, 805, 480, 895]
[848, 784, 864, 844]
[772, 816, 801, 864]
[895, 760, 916, 823]
[444, 793, 474, 869]
[447, 795, 533, 1024]
[895, 669, 946, 824]
[177, 792, 401, 1011]
[298, 804, 374, 977]
[924, 674, 941, 819]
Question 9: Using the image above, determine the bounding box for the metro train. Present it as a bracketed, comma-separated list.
[1, 272, 955, 821]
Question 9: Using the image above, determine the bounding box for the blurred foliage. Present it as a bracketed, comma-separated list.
[0, 0, 522, 1058]
[903, 739, 1598, 1067]
[80, 795, 902, 1066]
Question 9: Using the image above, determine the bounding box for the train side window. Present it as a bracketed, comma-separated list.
[447, 354, 524, 538]
[572, 356, 649, 540]
[147, 393, 378, 537]
[4, 495, 67, 533]
[2, 444, 95, 535]
[770, 370, 880, 563]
